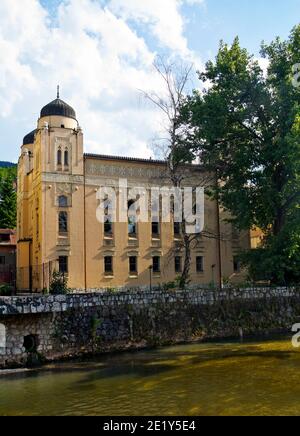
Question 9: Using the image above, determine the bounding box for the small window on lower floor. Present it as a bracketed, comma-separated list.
[129, 256, 138, 275]
[0, 256, 5, 265]
[175, 256, 182, 273]
[196, 256, 204, 273]
[153, 256, 161, 274]
[104, 256, 113, 275]
[233, 256, 241, 273]
[59, 256, 68, 274]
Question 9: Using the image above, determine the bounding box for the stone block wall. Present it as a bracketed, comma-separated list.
[0, 287, 299, 368]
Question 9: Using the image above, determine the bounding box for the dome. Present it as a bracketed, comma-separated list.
[23, 129, 37, 146]
[40, 97, 77, 120]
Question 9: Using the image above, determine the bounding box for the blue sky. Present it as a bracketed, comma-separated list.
[183, 0, 300, 61]
[0, 0, 299, 163]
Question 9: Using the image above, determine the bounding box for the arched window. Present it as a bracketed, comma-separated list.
[57, 149, 62, 166]
[58, 195, 68, 207]
[59, 211, 68, 234]
[64, 149, 69, 166]
[0, 323, 6, 349]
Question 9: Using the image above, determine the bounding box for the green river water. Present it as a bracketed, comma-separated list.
[0, 337, 300, 416]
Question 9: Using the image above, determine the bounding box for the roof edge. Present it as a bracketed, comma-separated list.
[84, 153, 167, 165]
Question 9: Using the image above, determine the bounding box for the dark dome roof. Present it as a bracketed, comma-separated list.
[23, 129, 37, 146]
[40, 98, 77, 120]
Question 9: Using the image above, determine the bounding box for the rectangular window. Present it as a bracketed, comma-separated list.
[104, 256, 113, 274]
[196, 256, 204, 273]
[58, 195, 68, 207]
[234, 257, 241, 273]
[175, 256, 182, 273]
[153, 256, 161, 274]
[0, 256, 5, 265]
[59, 256, 68, 274]
[0, 234, 10, 243]
[104, 220, 113, 236]
[152, 222, 160, 238]
[59, 212, 68, 234]
[128, 217, 137, 237]
[129, 256, 138, 275]
[174, 222, 181, 237]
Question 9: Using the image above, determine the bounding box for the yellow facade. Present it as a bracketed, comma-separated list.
[17, 95, 250, 292]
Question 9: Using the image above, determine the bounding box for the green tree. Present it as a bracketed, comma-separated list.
[0, 174, 17, 229]
[180, 26, 300, 285]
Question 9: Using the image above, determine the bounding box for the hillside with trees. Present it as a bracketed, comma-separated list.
[0, 162, 17, 229]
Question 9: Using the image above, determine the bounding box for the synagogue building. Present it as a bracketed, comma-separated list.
[17, 93, 250, 291]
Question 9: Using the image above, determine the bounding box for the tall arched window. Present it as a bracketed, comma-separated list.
[58, 195, 68, 208]
[59, 211, 68, 234]
[64, 149, 69, 166]
[57, 149, 62, 166]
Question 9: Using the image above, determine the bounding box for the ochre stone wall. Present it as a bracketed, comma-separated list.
[0, 288, 299, 368]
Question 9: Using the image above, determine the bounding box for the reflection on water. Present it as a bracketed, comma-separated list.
[0, 337, 300, 416]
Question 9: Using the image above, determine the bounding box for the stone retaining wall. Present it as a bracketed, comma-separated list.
[0, 287, 299, 368]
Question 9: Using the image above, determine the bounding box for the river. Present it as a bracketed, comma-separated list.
[0, 337, 299, 416]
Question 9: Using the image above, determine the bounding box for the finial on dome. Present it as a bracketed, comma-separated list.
[57, 85, 60, 99]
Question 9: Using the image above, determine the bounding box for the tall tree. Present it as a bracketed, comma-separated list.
[0, 175, 17, 229]
[142, 58, 216, 287]
[180, 27, 300, 284]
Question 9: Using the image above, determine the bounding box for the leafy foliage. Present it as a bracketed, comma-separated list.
[180, 27, 300, 284]
[0, 172, 17, 229]
[49, 272, 69, 295]
[0, 284, 14, 296]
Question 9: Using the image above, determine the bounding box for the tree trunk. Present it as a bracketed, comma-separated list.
[180, 232, 191, 289]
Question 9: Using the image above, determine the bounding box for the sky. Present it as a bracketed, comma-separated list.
[0, 0, 299, 163]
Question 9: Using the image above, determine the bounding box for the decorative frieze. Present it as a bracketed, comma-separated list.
[85, 162, 165, 180]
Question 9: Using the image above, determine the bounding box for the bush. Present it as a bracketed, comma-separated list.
[106, 287, 118, 293]
[49, 272, 69, 295]
[162, 281, 177, 291]
[0, 284, 14, 296]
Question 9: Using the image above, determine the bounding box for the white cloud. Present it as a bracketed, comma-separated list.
[0, 0, 203, 161]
